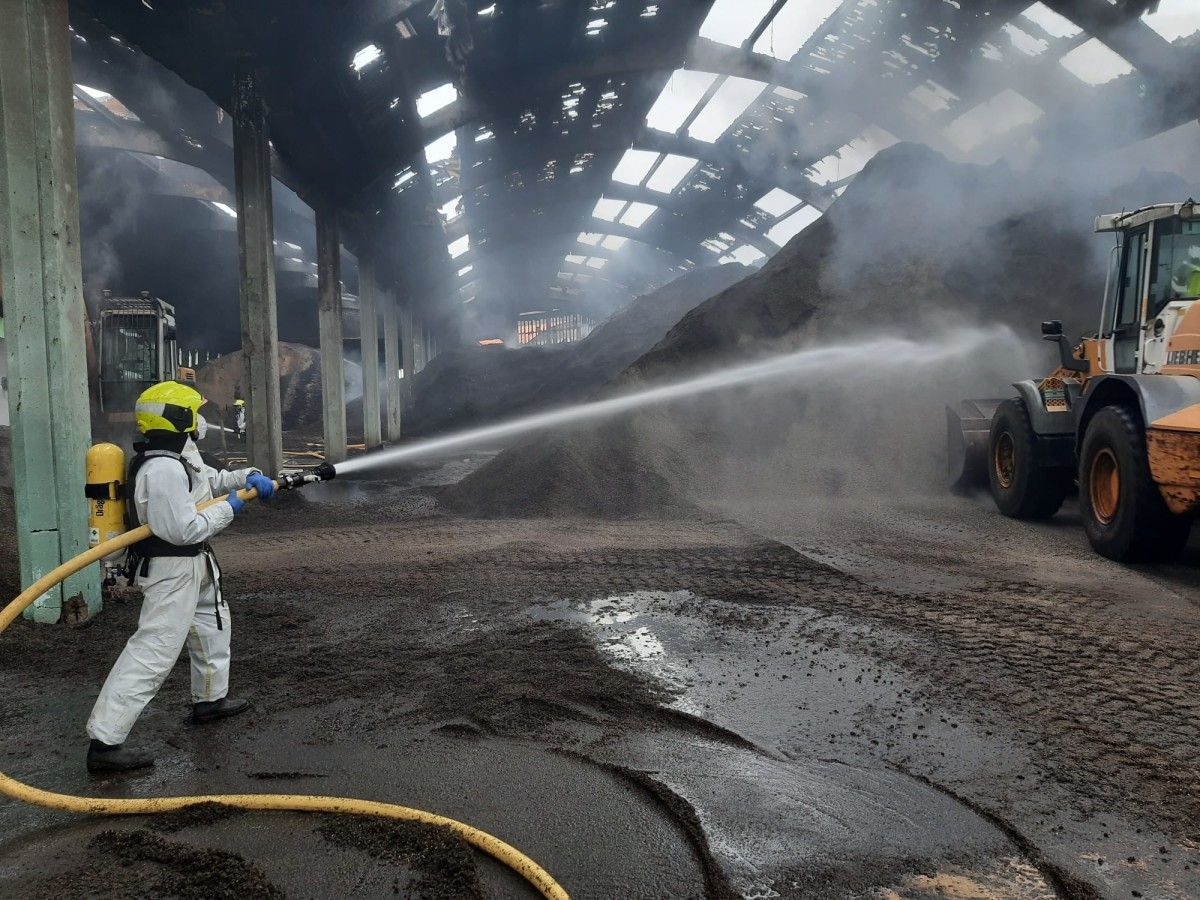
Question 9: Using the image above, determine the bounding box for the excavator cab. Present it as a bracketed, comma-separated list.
[948, 202, 1200, 562]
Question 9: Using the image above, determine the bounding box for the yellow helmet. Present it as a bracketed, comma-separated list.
[234, 399, 246, 407]
[135, 381, 205, 434]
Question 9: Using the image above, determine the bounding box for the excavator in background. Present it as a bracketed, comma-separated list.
[89, 291, 195, 443]
[949, 201, 1200, 562]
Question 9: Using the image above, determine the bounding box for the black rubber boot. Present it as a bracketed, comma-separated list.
[87, 739, 154, 773]
[192, 697, 251, 724]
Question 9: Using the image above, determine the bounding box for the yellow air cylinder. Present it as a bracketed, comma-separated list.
[85, 443, 126, 549]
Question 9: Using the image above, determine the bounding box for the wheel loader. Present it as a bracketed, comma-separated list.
[948, 201, 1200, 561]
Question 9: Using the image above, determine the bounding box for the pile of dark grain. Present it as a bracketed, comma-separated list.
[445, 143, 1192, 518]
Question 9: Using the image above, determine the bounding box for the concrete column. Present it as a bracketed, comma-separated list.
[381, 287, 402, 442]
[0, 0, 100, 621]
[232, 70, 283, 475]
[315, 205, 346, 463]
[400, 303, 416, 407]
[358, 259, 381, 448]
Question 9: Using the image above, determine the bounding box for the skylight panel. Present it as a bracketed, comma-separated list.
[751, 0, 841, 62]
[578, 232, 603, 246]
[601, 235, 628, 251]
[439, 196, 463, 222]
[727, 245, 767, 266]
[806, 127, 897, 186]
[1002, 23, 1048, 56]
[417, 83, 458, 118]
[457, 264, 473, 277]
[754, 188, 801, 218]
[566, 254, 589, 266]
[645, 154, 698, 193]
[612, 149, 661, 185]
[688, 77, 767, 143]
[699, 0, 776, 49]
[1059, 38, 1134, 85]
[944, 89, 1043, 153]
[586, 257, 607, 269]
[593, 198, 626, 221]
[1020, 2, 1081, 38]
[620, 202, 658, 228]
[351, 44, 382, 72]
[1142, 0, 1200, 41]
[909, 80, 958, 113]
[646, 70, 718, 133]
[448, 235, 469, 259]
[425, 131, 457, 163]
[766, 205, 822, 246]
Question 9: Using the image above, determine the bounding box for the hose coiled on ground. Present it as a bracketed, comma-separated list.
[0, 482, 569, 900]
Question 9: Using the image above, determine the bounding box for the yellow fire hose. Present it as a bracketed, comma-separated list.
[0, 482, 569, 900]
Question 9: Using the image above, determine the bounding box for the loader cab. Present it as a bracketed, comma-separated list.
[1095, 202, 1200, 375]
[96, 293, 180, 416]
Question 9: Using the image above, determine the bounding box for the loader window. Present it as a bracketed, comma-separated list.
[1115, 229, 1145, 328]
[1149, 218, 1200, 315]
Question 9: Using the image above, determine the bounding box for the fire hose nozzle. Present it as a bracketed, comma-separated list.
[313, 461, 337, 482]
[274, 461, 335, 492]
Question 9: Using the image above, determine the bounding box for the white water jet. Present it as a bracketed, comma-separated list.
[333, 327, 1017, 476]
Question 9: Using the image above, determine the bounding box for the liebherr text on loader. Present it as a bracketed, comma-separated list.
[948, 201, 1200, 562]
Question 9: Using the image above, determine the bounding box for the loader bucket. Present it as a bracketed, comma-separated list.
[946, 399, 1003, 491]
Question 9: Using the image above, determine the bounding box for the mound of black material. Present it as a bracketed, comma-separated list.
[408, 264, 752, 436]
[445, 143, 1194, 518]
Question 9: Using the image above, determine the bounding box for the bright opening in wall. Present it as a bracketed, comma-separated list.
[751, 0, 841, 62]
[646, 69, 718, 133]
[766, 205, 822, 246]
[417, 83, 458, 118]
[448, 235, 469, 258]
[688, 77, 767, 143]
[1059, 39, 1134, 85]
[351, 43, 382, 72]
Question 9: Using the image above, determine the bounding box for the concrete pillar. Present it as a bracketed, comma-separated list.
[381, 287, 402, 442]
[400, 303, 416, 407]
[232, 70, 283, 475]
[315, 206, 346, 463]
[0, 0, 100, 621]
[358, 259, 381, 448]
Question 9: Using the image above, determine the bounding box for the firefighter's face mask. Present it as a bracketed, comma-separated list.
[193, 415, 209, 442]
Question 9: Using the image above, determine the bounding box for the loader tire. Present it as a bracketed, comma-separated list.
[1078, 405, 1191, 562]
[988, 398, 1069, 520]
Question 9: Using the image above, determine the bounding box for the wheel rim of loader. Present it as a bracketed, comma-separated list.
[993, 431, 1016, 489]
[1090, 447, 1120, 525]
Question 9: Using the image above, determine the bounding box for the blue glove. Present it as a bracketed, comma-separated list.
[226, 491, 245, 515]
[246, 472, 275, 500]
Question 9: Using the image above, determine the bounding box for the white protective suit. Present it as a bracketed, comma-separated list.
[86, 440, 258, 746]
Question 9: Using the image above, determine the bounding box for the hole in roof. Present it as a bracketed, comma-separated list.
[394, 168, 416, 191]
[700, 0, 777, 49]
[448, 235, 469, 259]
[439, 196, 463, 222]
[642, 4, 658, 17]
[565, 254, 589, 266]
[351, 44, 382, 72]
[908, 80, 958, 114]
[586, 257, 607, 269]
[1002, 23, 1048, 56]
[601, 235, 628, 251]
[578, 232, 604, 245]
[751, 0, 841, 62]
[620, 202, 658, 228]
[806, 126, 898, 186]
[766, 205, 822, 246]
[417, 83, 458, 118]
[944, 89, 1043, 153]
[646, 70, 718, 133]
[457, 264, 473, 277]
[688, 77, 767, 143]
[754, 188, 801, 218]
[725, 245, 767, 266]
[1142, 0, 1200, 42]
[612, 149, 660, 185]
[646, 155, 698, 193]
[1020, 3, 1081, 38]
[1059, 38, 1134, 85]
[425, 131, 457, 163]
[593, 198, 626, 221]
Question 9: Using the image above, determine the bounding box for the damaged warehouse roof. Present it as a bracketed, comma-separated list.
[67, 0, 1200, 336]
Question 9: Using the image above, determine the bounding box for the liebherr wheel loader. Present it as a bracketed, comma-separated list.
[948, 201, 1200, 562]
